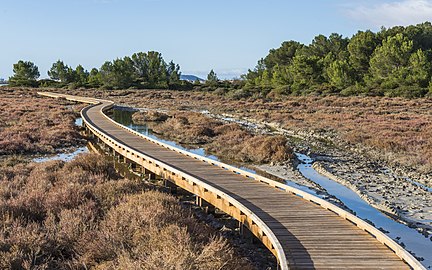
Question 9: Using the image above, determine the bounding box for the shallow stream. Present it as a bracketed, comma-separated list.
[110, 107, 431, 267]
[32, 117, 88, 163]
[29, 104, 432, 267]
[297, 153, 431, 268]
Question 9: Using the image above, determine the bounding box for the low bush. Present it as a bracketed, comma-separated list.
[152, 112, 222, 144]
[152, 111, 293, 164]
[0, 88, 84, 155]
[132, 110, 169, 123]
[0, 154, 252, 269]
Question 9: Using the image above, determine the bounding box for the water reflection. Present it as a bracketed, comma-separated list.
[32, 147, 88, 163]
[75, 117, 83, 127]
[32, 118, 88, 163]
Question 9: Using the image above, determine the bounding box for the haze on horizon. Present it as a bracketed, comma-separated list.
[1, 0, 432, 80]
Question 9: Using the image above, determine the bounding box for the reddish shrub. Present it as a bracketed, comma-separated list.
[132, 110, 169, 123]
[0, 154, 252, 269]
[62, 88, 432, 173]
[0, 88, 83, 155]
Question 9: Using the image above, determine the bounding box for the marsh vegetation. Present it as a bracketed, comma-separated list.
[0, 154, 252, 269]
[133, 110, 292, 164]
[0, 89, 258, 269]
[0, 88, 83, 155]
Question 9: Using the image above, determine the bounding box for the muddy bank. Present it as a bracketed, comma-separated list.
[127, 107, 432, 233]
[208, 112, 432, 232]
[314, 159, 432, 233]
[312, 162, 398, 216]
[254, 163, 349, 211]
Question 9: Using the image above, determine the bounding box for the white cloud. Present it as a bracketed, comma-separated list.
[346, 0, 432, 28]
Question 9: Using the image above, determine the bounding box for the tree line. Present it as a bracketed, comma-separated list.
[8, 51, 191, 90]
[242, 22, 432, 98]
[8, 22, 432, 98]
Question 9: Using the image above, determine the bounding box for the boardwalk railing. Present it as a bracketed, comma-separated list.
[38, 92, 426, 270]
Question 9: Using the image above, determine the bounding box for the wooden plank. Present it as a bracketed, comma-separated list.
[38, 93, 416, 270]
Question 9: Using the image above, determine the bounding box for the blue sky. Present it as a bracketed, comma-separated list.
[1, 0, 432, 79]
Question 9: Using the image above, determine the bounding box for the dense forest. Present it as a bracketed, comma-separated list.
[7, 22, 432, 98]
[241, 22, 432, 98]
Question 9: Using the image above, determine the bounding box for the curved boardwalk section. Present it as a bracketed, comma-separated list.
[39, 92, 424, 270]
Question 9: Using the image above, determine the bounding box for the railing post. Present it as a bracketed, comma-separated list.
[164, 179, 177, 194]
[239, 222, 255, 244]
[195, 196, 215, 214]
[142, 167, 156, 180]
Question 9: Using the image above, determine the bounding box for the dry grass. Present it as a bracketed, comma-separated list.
[0, 88, 254, 269]
[152, 111, 292, 164]
[0, 88, 84, 155]
[0, 154, 252, 269]
[50, 88, 432, 174]
[253, 97, 432, 173]
[152, 111, 221, 144]
[132, 110, 169, 123]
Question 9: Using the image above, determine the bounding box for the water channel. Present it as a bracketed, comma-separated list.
[109, 107, 431, 268]
[32, 117, 89, 163]
[32, 107, 431, 267]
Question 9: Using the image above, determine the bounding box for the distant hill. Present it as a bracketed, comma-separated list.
[180, 75, 204, 82]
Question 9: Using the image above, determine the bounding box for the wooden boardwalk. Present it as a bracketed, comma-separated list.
[39, 92, 425, 270]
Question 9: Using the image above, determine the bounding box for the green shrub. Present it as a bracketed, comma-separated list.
[384, 86, 428, 98]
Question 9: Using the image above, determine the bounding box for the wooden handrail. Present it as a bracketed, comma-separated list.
[38, 92, 426, 270]
[103, 106, 425, 269]
[38, 92, 288, 269]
